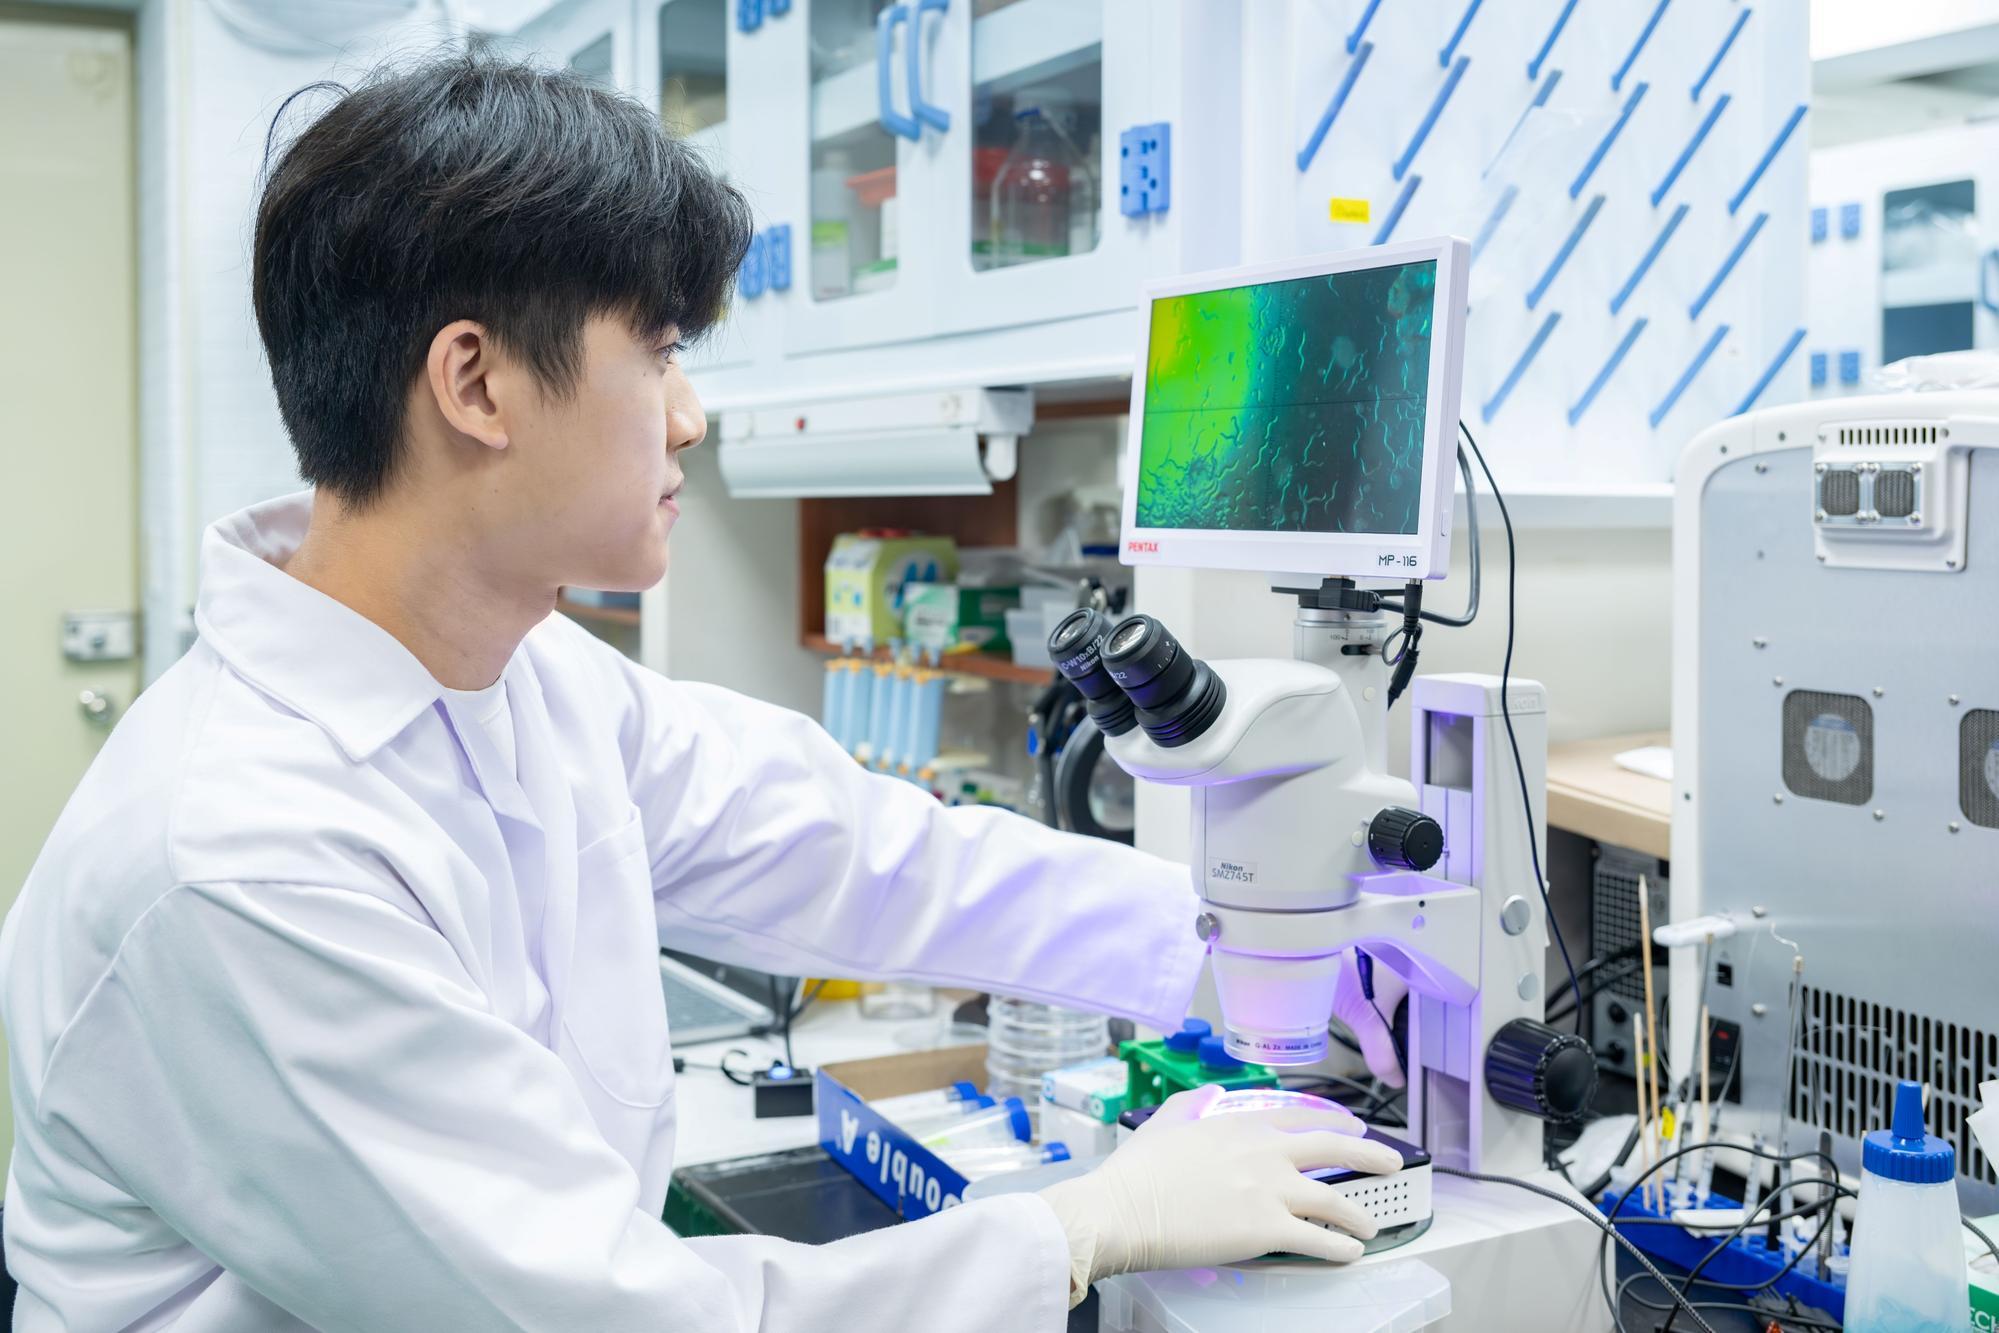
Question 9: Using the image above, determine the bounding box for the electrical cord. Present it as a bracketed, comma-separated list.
[1432, 1165, 1719, 1333]
[1545, 943, 1642, 1015]
[1967, 1216, 1999, 1270]
[1378, 445, 1481, 628]
[1458, 421, 1584, 1034]
[1652, 1184, 1858, 1333]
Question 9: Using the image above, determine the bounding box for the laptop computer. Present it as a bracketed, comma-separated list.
[659, 949, 804, 1046]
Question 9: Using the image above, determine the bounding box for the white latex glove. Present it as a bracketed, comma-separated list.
[1037, 1085, 1403, 1307]
[1333, 950, 1409, 1089]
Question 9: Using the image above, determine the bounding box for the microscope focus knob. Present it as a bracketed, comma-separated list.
[1485, 1019, 1598, 1124]
[1366, 807, 1445, 872]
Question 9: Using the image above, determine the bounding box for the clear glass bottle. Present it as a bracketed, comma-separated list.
[989, 106, 1096, 268]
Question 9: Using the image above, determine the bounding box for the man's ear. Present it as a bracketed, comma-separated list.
[425, 320, 509, 451]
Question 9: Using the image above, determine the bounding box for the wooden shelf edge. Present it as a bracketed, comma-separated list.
[802, 633, 1051, 686]
[559, 595, 642, 627]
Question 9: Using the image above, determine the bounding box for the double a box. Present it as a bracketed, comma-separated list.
[815, 1047, 988, 1221]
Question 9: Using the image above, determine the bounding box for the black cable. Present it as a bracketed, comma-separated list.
[1459, 420, 1583, 1034]
[1378, 445, 1481, 627]
[1596, 1140, 1838, 1329]
[1432, 1165, 1719, 1333]
[1617, 1274, 1844, 1332]
[1655, 1185, 1858, 1333]
[1546, 957, 1646, 1024]
[1546, 943, 1642, 1014]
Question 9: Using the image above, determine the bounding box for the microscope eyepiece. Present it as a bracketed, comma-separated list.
[1100, 614, 1226, 748]
[1046, 609, 1137, 737]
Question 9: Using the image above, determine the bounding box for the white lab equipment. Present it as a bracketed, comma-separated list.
[1671, 389, 1999, 1212]
[1053, 241, 1613, 1329]
[1842, 1082, 1968, 1333]
[0, 492, 1210, 1333]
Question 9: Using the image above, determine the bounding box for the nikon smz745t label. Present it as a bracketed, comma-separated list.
[1208, 859, 1257, 885]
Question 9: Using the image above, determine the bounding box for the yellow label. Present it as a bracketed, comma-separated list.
[1329, 196, 1372, 224]
[1660, 1107, 1677, 1139]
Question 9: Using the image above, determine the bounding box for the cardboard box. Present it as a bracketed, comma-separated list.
[816, 1046, 989, 1221]
[824, 535, 958, 648]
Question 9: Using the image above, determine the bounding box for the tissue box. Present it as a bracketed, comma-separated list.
[902, 583, 1019, 655]
[824, 534, 958, 648]
[1042, 1055, 1131, 1123]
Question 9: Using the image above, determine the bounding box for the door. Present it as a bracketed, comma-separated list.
[642, 0, 760, 373]
[780, 0, 943, 355]
[928, 0, 1154, 337]
[0, 14, 140, 1151]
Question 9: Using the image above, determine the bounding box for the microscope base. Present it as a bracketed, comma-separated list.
[1096, 1172, 1610, 1333]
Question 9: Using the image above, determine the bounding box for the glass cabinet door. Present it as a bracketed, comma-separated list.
[658, 0, 728, 148]
[965, 0, 1102, 273]
[808, 0, 904, 302]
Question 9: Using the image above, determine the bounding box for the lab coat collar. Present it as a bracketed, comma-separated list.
[195, 490, 463, 764]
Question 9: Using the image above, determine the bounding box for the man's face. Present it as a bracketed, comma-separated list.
[493, 314, 705, 594]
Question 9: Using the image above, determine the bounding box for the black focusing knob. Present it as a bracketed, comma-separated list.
[1366, 807, 1445, 872]
[1485, 1018, 1599, 1124]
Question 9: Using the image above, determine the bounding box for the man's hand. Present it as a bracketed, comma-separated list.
[1333, 950, 1409, 1088]
[1037, 1086, 1402, 1307]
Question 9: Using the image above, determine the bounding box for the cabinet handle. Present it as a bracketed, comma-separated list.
[876, 5, 920, 141]
[908, 0, 950, 133]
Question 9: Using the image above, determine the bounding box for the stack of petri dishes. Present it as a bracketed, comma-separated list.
[985, 996, 1112, 1101]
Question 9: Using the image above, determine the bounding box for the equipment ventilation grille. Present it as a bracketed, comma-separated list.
[1818, 470, 1861, 517]
[1874, 468, 1917, 519]
[1780, 691, 1874, 806]
[1963, 709, 1999, 830]
[1791, 985, 1997, 1187]
[1836, 423, 1939, 446]
[1589, 852, 1667, 1003]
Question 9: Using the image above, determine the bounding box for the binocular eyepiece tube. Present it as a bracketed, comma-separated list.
[1046, 611, 1226, 749]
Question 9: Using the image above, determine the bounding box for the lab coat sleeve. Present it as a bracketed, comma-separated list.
[32, 880, 1074, 1333]
[614, 663, 1205, 1030]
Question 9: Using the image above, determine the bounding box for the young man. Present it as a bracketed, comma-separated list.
[0, 55, 1401, 1330]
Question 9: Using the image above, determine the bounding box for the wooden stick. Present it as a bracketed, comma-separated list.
[1633, 1011, 1656, 1210]
[1637, 873, 1664, 1208]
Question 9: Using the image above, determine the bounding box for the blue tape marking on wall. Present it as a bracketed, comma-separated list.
[1611, 202, 1689, 316]
[1472, 183, 1520, 262]
[1691, 8, 1750, 102]
[1650, 323, 1731, 428]
[1689, 211, 1768, 320]
[1613, 0, 1670, 93]
[1838, 349, 1861, 385]
[1651, 92, 1729, 207]
[1810, 350, 1828, 388]
[1347, 0, 1383, 55]
[1527, 193, 1604, 311]
[1394, 56, 1470, 182]
[1572, 81, 1648, 199]
[1810, 205, 1828, 244]
[1374, 174, 1422, 246]
[1569, 318, 1650, 426]
[1527, 0, 1577, 81]
[1297, 41, 1374, 172]
[1732, 326, 1806, 415]
[1729, 103, 1807, 215]
[1482, 311, 1561, 423]
[1440, 0, 1482, 67]
[1840, 202, 1861, 239]
[1485, 68, 1561, 178]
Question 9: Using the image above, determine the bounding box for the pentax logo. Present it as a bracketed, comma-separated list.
[1127, 540, 1161, 554]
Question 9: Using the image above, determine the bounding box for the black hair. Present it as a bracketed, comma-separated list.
[253, 50, 752, 504]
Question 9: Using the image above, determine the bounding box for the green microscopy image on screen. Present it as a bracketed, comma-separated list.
[1136, 259, 1436, 536]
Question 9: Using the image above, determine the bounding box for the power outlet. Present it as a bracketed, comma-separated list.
[1119, 122, 1171, 217]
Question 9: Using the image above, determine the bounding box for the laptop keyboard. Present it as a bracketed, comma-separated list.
[661, 969, 757, 1034]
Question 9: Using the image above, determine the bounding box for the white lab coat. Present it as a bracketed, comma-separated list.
[0, 492, 1204, 1331]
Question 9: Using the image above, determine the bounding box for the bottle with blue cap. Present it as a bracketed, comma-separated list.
[1843, 1080, 1969, 1333]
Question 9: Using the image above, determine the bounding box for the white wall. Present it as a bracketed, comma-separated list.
[137, 0, 463, 678]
